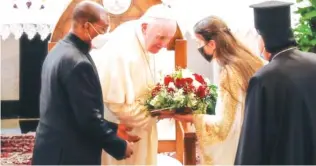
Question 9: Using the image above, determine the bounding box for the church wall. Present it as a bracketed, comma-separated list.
[1, 34, 49, 119]
[1, 35, 20, 101]
[1, 35, 21, 119]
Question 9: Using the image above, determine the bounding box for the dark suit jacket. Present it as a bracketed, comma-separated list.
[235, 48, 316, 164]
[32, 33, 126, 165]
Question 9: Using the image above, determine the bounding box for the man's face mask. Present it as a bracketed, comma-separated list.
[87, 23, 109, 49]
[91, 34, 109, 49]
[198, 45, 213, 62]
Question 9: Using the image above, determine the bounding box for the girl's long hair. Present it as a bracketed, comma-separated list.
[194, 16, 264, 102]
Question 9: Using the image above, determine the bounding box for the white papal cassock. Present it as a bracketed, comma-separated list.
[91, 19, 163, 165]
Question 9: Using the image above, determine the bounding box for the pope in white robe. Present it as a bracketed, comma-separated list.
[90, 4, 178, 165]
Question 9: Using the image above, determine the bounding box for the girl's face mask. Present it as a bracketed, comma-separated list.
[195, 34, 215, 62]
[198, 46, 213, 62]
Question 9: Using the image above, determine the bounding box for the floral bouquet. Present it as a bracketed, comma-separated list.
[144, 68, 218, 116]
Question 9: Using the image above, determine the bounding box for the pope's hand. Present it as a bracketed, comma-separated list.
[117, 124, 141, 143]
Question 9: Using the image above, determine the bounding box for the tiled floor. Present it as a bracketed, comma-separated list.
[1, 128, 21, 134]
[2, 119, 20, 134]
[1, 118, 38, 135]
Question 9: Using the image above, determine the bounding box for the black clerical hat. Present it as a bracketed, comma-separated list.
[250, 1, 296, 53]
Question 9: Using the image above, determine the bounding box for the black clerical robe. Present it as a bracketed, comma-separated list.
[235, 48, 316, 165]
[32, 33, 126, 165]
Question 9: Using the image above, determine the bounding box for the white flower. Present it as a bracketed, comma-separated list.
[192, 80, 201, 89]
[176, 89, 184, 95]
[205, 78, 210, 85]
[187, 93, 198, 107]
[181, 69, 193, 78]
[173, 89, 185, 105]
[150, 95, 161, 107]
[174, 96, 185, 105]
[160, 89, 168, 97]
[168, 82, 176, 89]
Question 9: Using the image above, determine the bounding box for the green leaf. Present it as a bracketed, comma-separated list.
[301, 46, 310, 51]
[296, 7, 312, 16]
[303, 10, 316, 19]
[310, 38, 316, 45]
[287, 1, 316, 54]
[311, 0, 316, 7]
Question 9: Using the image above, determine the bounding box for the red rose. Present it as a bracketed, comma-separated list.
[174, 78, 185, 88]
[193, 73, 206, 85]
[164, 75, 173, 86]
[183, 77, 193, 84]
[183, 84, 195, 94]
[167, 88, 175, 93]
[196, 85, 207, 98]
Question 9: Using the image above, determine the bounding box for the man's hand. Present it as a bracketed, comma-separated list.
[117, 124, 141, 143]
[124, 141, 134, 159]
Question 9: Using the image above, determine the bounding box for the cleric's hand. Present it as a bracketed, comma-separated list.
[117, 124, 141, 143]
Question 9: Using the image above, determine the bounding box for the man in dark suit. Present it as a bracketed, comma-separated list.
[235, 1, 316, 165]
[32, 1, 133, 165]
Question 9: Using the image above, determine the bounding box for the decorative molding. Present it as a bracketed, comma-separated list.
[0, 24, 53, 41]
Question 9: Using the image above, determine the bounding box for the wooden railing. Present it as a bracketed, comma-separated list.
[157, 121, 196, 165]
[157, 39, 197, 165]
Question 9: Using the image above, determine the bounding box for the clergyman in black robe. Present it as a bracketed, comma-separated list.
[31, 1, 132, 165]
[235, 1, 316, 165]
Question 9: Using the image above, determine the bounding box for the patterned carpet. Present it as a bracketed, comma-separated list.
[1, 134, 34, 165]
[1, 133, 201, 165]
